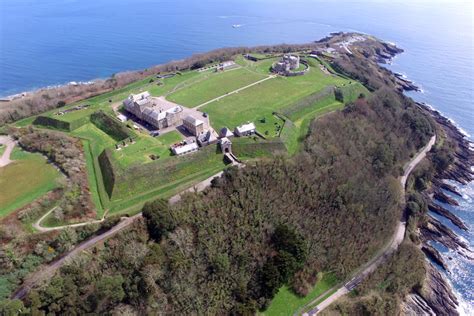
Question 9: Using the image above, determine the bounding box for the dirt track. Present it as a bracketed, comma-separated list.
[0, 135, 15, 167]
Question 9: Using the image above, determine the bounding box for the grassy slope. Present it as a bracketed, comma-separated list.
[109, 146, 227, 214]
[167, 68, 267, 107]
[71, 123, 117, 217]
[262, 273, 338, 316]
[0, 148, 61, 217]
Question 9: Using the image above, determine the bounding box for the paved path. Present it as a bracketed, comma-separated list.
[11, 166, 232, 299]
[11, 213, 142, 300]
[303, 135, 436, 315]
[194, 75, 277, 109]
[0, 135, 15, 167]
[32, 207, 107, 232]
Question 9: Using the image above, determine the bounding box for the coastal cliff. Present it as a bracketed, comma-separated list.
[324, 33, 473, 315]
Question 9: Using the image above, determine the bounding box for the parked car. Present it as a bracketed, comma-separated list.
[150, 131, 160, 137]
[202, 112, 208, 118]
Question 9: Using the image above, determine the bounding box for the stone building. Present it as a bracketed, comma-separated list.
[183, 115, 205, 136]
[272, 54, 300, 74]
[123, 92, 182, 129]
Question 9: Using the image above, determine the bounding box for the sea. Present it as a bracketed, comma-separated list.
[0, 0, 473, 312]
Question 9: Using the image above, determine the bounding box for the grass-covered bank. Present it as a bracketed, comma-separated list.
[262, 273, 338, 316]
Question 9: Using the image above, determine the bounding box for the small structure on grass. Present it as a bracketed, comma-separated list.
[234, 122, 256, 137]
[116, 114, 127, 122]
[197, 130, 218, 147]
[219, 127, 234, 138]
[171, 142, 199, 156]
[217, 61, 236, 71]
[219, 137, 232, 153]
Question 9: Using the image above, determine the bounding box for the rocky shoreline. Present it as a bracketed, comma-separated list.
[407, 104, 473, 315]
[371, 43, 473, 315]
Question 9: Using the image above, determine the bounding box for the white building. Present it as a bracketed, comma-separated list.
[172, 142, 199, 156]
[234, 122, 256, 137]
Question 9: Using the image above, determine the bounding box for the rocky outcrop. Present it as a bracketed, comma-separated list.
[421, 244, 448, 271]
[402, 263, 459, 315]
[433, 179, 462, 198]
[393, 73, 420, 92]
[427, 202, 467, 231]
[420, 216, 472, 259]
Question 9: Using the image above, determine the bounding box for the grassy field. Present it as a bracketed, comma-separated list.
[107, 145, 228, 213]
[12, 71, 201, 128]
[0, 148, 61, 218]
[167, 68, 267, 107]
[201, 61, 349, 132]
[112, 131, 182, 168]
[261, 273, 338, 316]
[232, 136, 287, 160]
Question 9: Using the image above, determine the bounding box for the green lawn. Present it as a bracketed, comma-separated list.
[0, 148, 62, 217]
[108, 145, 228, 213]
[111, 131, 183, 169]
[201, 63, 349, 132]
[0, 144, 5, 157]
[167, 68, 267, 107]
[262, 273, 338, 316]
[235, 55, 277, 75]
[71, 123, 117, 216]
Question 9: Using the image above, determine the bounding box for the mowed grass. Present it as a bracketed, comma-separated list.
[71, 123, 117, 216]
[261, 273, 338, 316]
[201, 62, 349, 132]
[13, 71, 202, 127]
[112, 131, 183, 168]
[109, 145, 227, 213]
[0, 148, 61, 217]
[167, 67, 267, 107]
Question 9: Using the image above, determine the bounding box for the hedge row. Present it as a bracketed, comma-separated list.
[90, 110, 132, 141]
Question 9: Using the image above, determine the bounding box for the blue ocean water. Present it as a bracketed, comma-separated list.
[0, 0, 473, 312]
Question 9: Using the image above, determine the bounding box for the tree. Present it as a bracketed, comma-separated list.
[0, 299, 27, 316]
[142, 199, 176, 242]
[271, 225, 307, 265]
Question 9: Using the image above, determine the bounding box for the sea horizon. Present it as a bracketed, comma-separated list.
[1, 0, 473, 312]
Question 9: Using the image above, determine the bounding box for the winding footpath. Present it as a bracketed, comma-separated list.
[302, 135, 436, 315]
[11, 134, 435, 304]
[32, 207, 107, 232]
[11, 168, 230, 299]
[0, 135, 15, 167]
